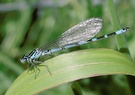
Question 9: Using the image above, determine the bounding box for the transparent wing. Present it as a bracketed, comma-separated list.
[39, 17, 102, 51]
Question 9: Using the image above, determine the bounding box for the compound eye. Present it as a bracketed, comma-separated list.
[20, 55, 27, 63]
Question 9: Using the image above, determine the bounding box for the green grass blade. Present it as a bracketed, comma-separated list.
[6, 49, 135, 95]
[71, 82, 83, 95]
[106, 0, 128, 49]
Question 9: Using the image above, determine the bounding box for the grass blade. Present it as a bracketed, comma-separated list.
[6, 48, 135, 95]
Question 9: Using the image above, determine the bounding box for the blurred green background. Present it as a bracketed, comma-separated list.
[0, 0, 135, 95]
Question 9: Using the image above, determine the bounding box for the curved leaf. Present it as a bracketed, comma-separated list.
[6, 48, 135, 95]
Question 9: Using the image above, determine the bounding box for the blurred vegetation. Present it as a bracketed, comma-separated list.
[0, 0, 135, 95]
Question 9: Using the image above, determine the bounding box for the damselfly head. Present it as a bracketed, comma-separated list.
[20, 55, 28, 63]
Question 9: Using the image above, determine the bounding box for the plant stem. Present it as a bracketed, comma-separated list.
[106, 0, 135, 95]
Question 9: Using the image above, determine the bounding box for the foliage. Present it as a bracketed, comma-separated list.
[0, 0, 135, 95]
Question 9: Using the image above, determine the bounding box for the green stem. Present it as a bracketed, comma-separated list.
[106, 0, 135, 95]
[72, 82, 83, 95]
[106, 0, 128, 49]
